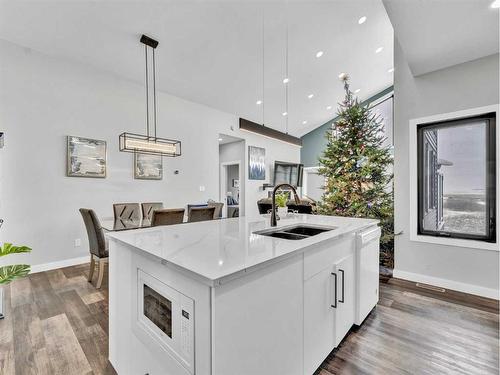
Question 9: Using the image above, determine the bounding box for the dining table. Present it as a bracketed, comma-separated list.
[100, 217, 152, 232]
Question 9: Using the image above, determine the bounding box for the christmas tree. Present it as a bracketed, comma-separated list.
[318, 75, 394, 268]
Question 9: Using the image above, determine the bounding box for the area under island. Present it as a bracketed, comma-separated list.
[106, 213, 381, 375]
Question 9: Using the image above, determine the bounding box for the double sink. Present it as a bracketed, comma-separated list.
[254, 224, 336, 240]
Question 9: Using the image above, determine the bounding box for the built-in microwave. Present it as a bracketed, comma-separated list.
[136, 269, 195, 374]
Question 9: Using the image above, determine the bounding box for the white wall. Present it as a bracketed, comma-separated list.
[393, 39, 499, 298]
[0, 40, 300, 269]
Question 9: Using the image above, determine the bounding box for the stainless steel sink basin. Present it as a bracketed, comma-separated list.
[282, 225, 334, 237]
[265, 232, 309, 240]
[254, 224, 336, 240]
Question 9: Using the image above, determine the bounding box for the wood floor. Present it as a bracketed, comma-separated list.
[0, 264, 498, 375]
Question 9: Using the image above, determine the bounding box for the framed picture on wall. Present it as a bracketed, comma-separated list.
[67, 136, 107, 178]
[232, 179, 240, 188]
[134, 153, 163, 180]
[248, 146, 265, 180]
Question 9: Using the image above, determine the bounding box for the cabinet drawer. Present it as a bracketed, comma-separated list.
[304, 234, 355, 280]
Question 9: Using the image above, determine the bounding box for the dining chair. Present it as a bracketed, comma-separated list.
[151, 208, 185, 227]
[207, 201, 224, 219]
[141, 202, 164, 221]
[113, 203, 141, 221]
[188, 206, 216, 223]
[79, 208, 108, 289]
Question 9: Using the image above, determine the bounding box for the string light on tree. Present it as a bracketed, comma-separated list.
[318, 74, 394, 268]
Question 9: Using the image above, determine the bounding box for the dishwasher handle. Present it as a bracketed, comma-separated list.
[358, 226, 381, 246]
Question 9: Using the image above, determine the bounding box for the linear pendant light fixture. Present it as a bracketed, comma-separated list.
[119, 34, 181, 157]
[239, 8, 302, 148]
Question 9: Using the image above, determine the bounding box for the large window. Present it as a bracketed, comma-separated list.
[370, 94, 394, 148]
[417, 113, 496, 242]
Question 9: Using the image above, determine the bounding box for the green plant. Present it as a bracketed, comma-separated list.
[318, 75, 394, 267]
[275, 192, 288, 208]
[0, 243, 31, 285]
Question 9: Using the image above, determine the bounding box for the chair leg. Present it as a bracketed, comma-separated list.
[96, 259, 106, 289]
[88, 255, 95, 282]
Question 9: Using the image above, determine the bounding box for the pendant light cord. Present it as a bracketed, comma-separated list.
[262, 10, 265, 126]
[285, 3, 289, 135]
[153, 48, 157, 139]
[145, 44, 150, 138]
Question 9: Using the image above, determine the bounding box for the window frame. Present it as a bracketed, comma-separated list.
[416, 112, 496, 243]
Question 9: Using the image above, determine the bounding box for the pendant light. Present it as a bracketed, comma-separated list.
[119, 34, 181, 157]
[239, 10, 302, 147]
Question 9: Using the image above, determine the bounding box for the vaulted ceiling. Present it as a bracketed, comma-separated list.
[383, 0, 499, 76]
[0, 0, 394, 136]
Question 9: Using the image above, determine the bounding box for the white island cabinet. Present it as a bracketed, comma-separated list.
[107, 214, 380, 375]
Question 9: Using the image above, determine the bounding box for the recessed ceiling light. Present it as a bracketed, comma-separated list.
[354, 89, 361, 93]
[308, 94, 314, 99]
[491, 0, 500, 8]
[316, 51, 324, 58]
[375, 47, 383, 54]
[282, 112, 288, 116]
[302, 120, 308, 125]
[283, 77, 290, 84]
[218, 138, 223, 141]
[338, 72, 347, 80]
[388, 67, 395, 73]
[326, 106, 332, 110]
[256, 100, 263, 105]
[358, 16, 367, 24]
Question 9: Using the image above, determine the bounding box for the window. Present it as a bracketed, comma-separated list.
[370, 94, 394, 148]
[417, 113, 496, 242]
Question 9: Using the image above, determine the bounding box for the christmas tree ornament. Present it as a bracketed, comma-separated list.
[318, 76, 394, 268]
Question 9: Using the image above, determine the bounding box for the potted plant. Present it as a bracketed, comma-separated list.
[0, 242, 31, 319]
[275, 192, 289, 217]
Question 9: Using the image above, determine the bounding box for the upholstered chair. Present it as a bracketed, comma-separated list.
[207, 202, 224, 219]
[141, 202, 164, 221]
[151, 208, 185, 227]
[79, 208, 108, 289]
[188, 206, 216, 223]
[113, 203, 141, 221]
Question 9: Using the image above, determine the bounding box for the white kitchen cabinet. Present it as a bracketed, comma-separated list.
[304, 267, 335, 375]
[108, 214, 381, 375]
[333, 254, 355, 347]
[304, 238, 355, 375]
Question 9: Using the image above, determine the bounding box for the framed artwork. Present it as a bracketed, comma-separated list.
[232, 179, 240, 188]
[134, 153, 163, 180]
[248, 146, 265, 180]
[67, 136, 106, 178]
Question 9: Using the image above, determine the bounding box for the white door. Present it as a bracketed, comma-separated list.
[333, 254, 355, 347]
[303, 267, 335, 375]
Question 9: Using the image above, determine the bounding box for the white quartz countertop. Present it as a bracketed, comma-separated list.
[106, 214, 378, 285]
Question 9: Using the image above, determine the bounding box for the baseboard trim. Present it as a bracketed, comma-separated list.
[393, 269, 499, 300]
[30, 256, 89, 274]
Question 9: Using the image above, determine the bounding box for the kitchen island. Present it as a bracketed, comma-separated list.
[107, 214, 380, 375]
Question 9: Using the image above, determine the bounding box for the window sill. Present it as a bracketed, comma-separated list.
[410, 233, 498, 252]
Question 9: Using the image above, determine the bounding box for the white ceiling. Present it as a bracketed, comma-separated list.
[383, 0, 499, 76]
[0, 0, 394, 137]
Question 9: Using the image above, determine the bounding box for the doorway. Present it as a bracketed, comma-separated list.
[219, 134, 245, 218]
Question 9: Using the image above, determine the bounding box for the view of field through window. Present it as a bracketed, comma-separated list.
[421, 120, 488, 236]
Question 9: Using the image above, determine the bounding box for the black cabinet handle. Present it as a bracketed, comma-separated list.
[339, 269, 345, 303]
[331, 272, 337, 308]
